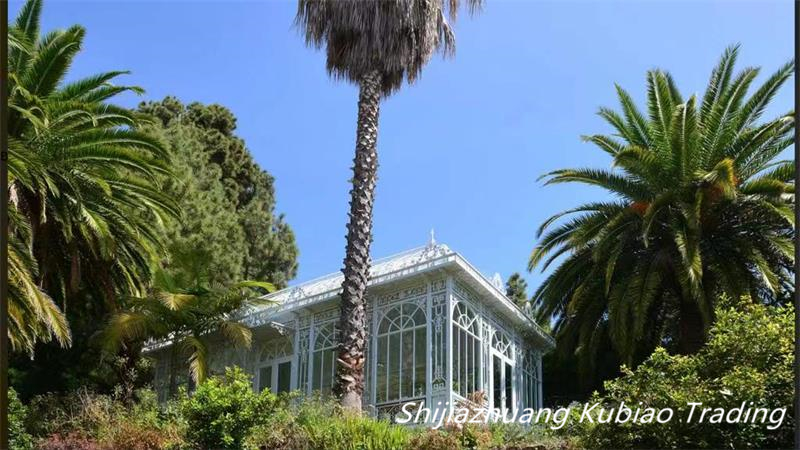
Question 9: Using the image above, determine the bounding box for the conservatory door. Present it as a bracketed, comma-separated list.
[257, 356, 292, 394]
[490, 352, 514, 413]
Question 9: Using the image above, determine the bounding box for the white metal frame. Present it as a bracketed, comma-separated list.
[488, 329, 515, 414]
[310, 321, 338, 394]
[155, 271, 547, 423]
[256, 354, 294, 393]
[373, 301, 427, 409]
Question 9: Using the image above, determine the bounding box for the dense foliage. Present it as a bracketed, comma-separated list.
[505, 273, 530, 309]
[19, 371, 575, 450]
[28, 388, 186, 450]
[101, 258, 274, 395]
[180, 367, 278, 450]
[8, 0, 298, 400]
[575, 299, 793, 448]
[7, 0, 178, 353]
[9, 388, 34, 450]
[8, 0, 182, 399]
[531, 46, 795, 380]
[138, 97, 298, 288]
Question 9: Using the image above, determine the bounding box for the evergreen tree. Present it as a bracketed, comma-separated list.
[139, 98, 299, 287]
[505, 273, 530, 309]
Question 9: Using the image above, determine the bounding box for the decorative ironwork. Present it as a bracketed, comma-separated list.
[297, 328, 310, 393]
[259, 335, 294, 363]
[431, 293, 447, 391]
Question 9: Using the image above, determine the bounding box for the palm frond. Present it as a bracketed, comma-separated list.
[541, 168, 652, 200]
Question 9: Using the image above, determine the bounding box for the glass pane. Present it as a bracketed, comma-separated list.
[473, 335, 480, 394]
[466, 334, 474, 395]
[383, 307, 400, 333]
[492, 356, 502, 410]
[504, 362, 513, 410]
[453, 325, 460, 395]
[412, 304, 425, 325]
[277, 361, 291, 393]
[463, 328, 468, 395]
[388, 333, 400, 401]
[414, 326, 426, 397]
[379, 317, 390, 334]
[312, 351, 322, 391]
[401, 330, 414, 398]
[401, 303, 412, 326]
[524, 375, 530, 409]
[377, 335, 387, 403]
[321, 349, 334, 394]
[259, 366, 272, 392]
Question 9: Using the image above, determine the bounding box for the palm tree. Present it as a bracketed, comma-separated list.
[531, 45, 794, 376]
[6, 0, 179, 350]
[296, 0, 481, 410]
[101, 247, 274, 396]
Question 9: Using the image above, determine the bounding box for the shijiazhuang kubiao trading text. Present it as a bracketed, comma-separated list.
[395, 400, 788, 431]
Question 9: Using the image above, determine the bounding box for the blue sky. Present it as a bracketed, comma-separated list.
[14, 0, 795, 291]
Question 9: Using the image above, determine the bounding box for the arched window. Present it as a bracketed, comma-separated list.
[452, 301, 481, 398]
[521, 348, 539, 409]
[311, 322, 337, 394]
[259, 335, 293, 363]
[492, 331, 513, 359]
[490, 329, 514, 412]
[376, 302, 427, 405]
[256, 335, 294, 394]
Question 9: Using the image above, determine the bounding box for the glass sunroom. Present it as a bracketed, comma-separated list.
[149, 241, 554, 422]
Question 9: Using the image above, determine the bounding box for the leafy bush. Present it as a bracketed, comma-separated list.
[242, 391, 573, 450]
[36, 433, 104, 450]
[244, 407, 311, 450]
[244, 396, 411, 450]
[181, 366, 277, 449]
[487, 422, 577, 450]
[578, 299, 794, 449]
[408, 429, 462, 450]
[28, 388, 185, 450]
[21, 380, 578, 450]
[303, 413, 409, 450]
[9, 388, 34, 450]
[294, 398, 410, 450]
[407, 422, 574, 450]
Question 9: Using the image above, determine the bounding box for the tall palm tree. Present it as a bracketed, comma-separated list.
[101, 247, 274, 396]
[296, 0, 481, 410]
[6, 0, 179, 350]
[531, 45, 794, 377]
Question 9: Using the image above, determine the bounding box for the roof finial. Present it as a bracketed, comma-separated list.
[429, 228, 436, 247]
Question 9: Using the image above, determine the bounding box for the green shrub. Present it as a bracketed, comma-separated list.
[408, 429, 462, 450]
[295, 400, 410, 450]
[487, 422, 577, 450]
[35, 432, 105, 450]
[306, 413, 409, 450]
[406, 422, 574, 450]
[181, 366, 277, 450]
[244, 397, 411, 450]
[244, 406, 310, 450]
[27, 388, 186, 450]
[9, 388, 34, 450]
[578, 299, 794, 449]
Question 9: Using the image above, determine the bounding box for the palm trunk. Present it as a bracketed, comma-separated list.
[334, 70, 382, 411]
[678, 300, 705, 354]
